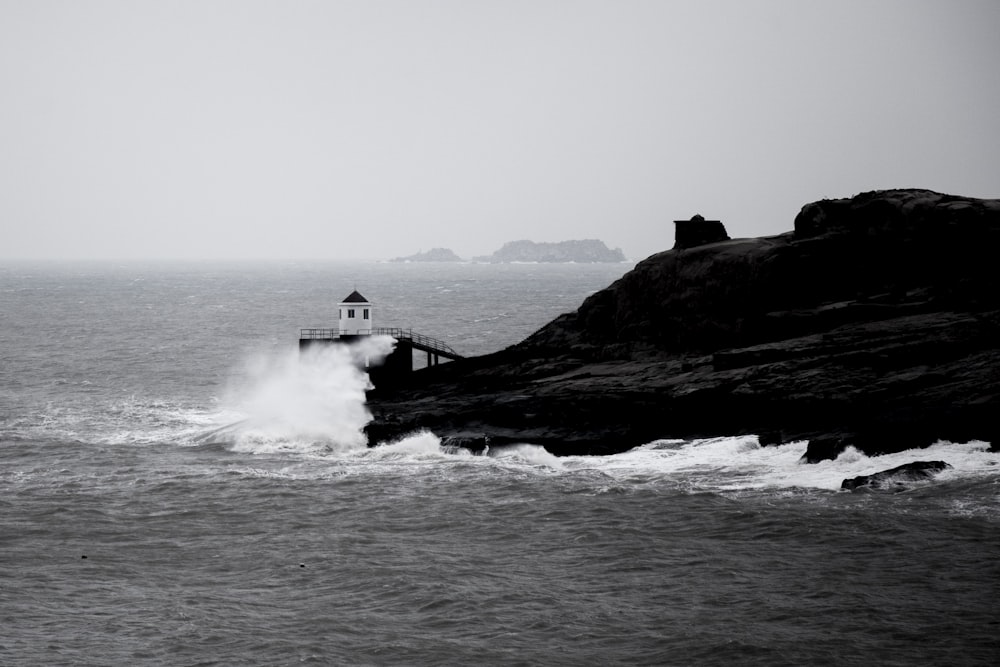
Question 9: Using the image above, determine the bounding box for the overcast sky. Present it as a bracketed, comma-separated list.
[2, 0, 997, 261]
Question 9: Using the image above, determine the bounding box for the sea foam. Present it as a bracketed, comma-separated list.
[562, 436, 1000, 492]
[222, 336, 395, 455]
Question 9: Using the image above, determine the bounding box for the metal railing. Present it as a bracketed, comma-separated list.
[372, 327, 462, 358]
[299, 328, 341, 340]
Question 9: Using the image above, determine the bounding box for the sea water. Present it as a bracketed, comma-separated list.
[2, 260, 998, 666]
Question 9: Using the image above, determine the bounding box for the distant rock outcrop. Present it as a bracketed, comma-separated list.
[391, 248, 463, 262]
[367, 189, 1000, 460]
[473, 239, 626, 263]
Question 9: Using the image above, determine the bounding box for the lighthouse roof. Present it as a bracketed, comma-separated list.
[341, 290, 369, 303]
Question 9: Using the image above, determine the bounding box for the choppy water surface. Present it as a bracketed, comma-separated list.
[2, 261, 998, 666]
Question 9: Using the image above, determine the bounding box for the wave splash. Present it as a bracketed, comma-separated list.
[221, 336, 395, 455]
[573, 436, 999, 492]
[221, 423, 997, 494]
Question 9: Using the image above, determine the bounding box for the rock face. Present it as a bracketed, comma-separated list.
[391, 248, 463, 262]
[366, 189, 1000, 459]
[473, 239, 627, 263]
[841, 461, 952, 491]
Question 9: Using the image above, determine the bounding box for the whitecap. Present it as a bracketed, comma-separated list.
[488, 443, 566, 470]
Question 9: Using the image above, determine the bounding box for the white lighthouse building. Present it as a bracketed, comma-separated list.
[338, 290, 372, 338]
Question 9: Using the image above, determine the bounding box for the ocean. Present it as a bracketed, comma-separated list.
[2, 260, 998, 666]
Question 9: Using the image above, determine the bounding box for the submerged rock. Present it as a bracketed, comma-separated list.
[841, 461, 952, 491]
[367, 189, 1000, 459]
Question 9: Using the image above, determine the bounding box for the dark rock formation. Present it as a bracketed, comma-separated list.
[841, 461, 952, 491]
[366, 189, 1000, 459]
[674, 214, 730, 249]
[473, 239, 627, 263]
[391, 248, 463, 262]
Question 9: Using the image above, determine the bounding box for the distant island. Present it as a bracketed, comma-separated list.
[390, 248, 463, 262]
[472, 239, 627, 263]
[390, 239, 627, 263]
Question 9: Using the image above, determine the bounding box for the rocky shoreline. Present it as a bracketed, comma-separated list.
[366, 189, 1000, 461]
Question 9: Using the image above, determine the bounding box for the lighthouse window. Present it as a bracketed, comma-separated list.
[363, 309, 369, 319]
[347, 309, 356, 318]
[338, 309, 342, 319]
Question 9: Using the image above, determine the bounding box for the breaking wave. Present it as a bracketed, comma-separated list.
[562, 436, 999, 493]
[219, 336, 395, 454]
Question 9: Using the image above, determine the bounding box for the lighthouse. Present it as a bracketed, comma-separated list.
[337, 289, 372, 339]
[299, 288, 465, 387]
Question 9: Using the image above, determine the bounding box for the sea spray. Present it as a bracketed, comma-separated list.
[562, 436, 1000, 493]
[362, 430, 461, 460]
[223, 336, 395, 454]
[489, 443, 567, 470]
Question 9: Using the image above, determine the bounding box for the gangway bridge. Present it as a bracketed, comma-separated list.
[370, 327, 464, 361]
[299, 327, 464, 374]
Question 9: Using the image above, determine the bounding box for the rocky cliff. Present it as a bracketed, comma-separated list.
[366, 189, 1000, 460]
